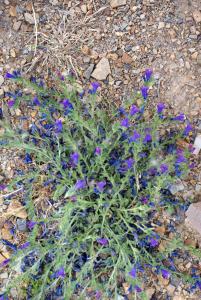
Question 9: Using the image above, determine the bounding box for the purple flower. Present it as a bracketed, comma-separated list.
[95, 147, 101, 155]
[183, 123, 193, 136]
[89, 82, 100, 94]
[130, 105, 139, 116]
[7, 100, 15, 108]
[0, 184, 6, 191]
[97, 181, 106, 192]
[75, 180, 86, 190]
[0, 259, 10, 267]
[143, 133, 152, 143]
[95, 291, 102, 300]
[172, 113, 185, 122]
[129, 267, 136, 278]
[176, 149, 186, 164]
[150, 238, 159, 247]
[141, 196, 148, 204]
[97, 238, 108, 246]
[24, 153, 32, 164]
[143, 69, 152, 82]
[5, 71, 20, 79]
[160, 164, 168, 174]
[55, 119, 63, 133]
[62, 99, 73, 110]
[70, 152, 79, 165]
[27, 221, 37, 230]
[19, 242, 30, 250]
[33, 96, 40, 106]
[130, 130, 141, 142]
[157, 103, 165, 114]
[134, 285, 142, 293]
[121, 118, 129, 128]
[141, 86, 149, 100]
[161, 269, 170, 279]
[125, 158, 134, 169]
[54, 266, 65, 278]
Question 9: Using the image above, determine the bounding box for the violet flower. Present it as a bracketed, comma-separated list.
[33, 96, 41, 106]
[143, 69, 152, 82]
[70, 152, 79, 166]
[89, 82, 100, 94]
[183, 123, 193, 136]
[97, 181, 106, 192]
[97, 238, 108, 246]
[19, 242, 30, 250]
[157, 103, 165, 114]
[143, 133, 152, 143]
[0, 184, 6, 191]
[75, 180, 86, 190]
[0, 259, 10, 267]
[7, 100, 15, 108]
[54, 266, 65, 278]
[125, 158, 134, 169]
[24, 153, 32, 164]
[141, 196, 148, 204]
[149, 238, 158, 247]
[160, 164, 168, 174]
[172, 113, 185, 122]
[27, 221, 37, 230]
[130, 105, 139, 116]
[55, 119, 63, 134]
[62, 99, 73, 110]
[121, 118, 129, 128]
[134, 285, 142, 293]
[161, 269, 170, 279]
[128, 267, 136, 278]
[95, 291, 102, 300]
[5, 70, 21, 79]
[141, 86, 149, 100]
[95, 147, 101, 155]
[130, 130, 141, 142]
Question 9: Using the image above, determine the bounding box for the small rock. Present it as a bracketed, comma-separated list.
[146, 287, 155, 299]
[10, 49, 16, 58]
[158, 22, 165, 29]
[107, 53, 118, 61]
[7, 200, 28, 219]
[173, 296, 183, 300]
[193, 134, 201, 155]
[1, 227, 13, 240]
[16, 219, 27, 232]
[197, 54, 201, 66]
[169, 180, 184, 194]
[83, 56, 91, 63]
[195, 184, 201, 192]
[24, 12, 35, 24]
[9, 6, 17, 17]
[167, 284, 176, 295]
[81, 45, 90, 55]
[81, 4, 87, 14]
[83, 64, 94, 79]
[110, 0, 127, 9]
[0, 75, 4, 86]
[124, 45, 132, 52]
[0, 273, 8, 279]
[13, 20, 22, 31]
[193, 11, 201, 23]
[122, 52, 133, 64]
[185, 202, 201, 235]
[91, 57, 111, 80]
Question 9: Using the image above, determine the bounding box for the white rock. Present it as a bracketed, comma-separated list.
[91, 57, 111, 81]
[81, 4, 87, 13]
[24, 12, 35, 24]
[185, 202, 201, 235]
[193, 134, 201, 155]
[0, 75, 4, 86]
[110, 0, 127, 9]
[169, 180, 185, 195]
[158, 22, 165, 29]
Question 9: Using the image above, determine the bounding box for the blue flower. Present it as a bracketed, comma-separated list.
[24, 153, 32, 164]
[121, 118, 129, 128]
[95, 291, 102, 300]
[128, 267, 136, 278]
[70, 152, 79, 166]
[19, 242, 30, 250]
[55, 119, 63, 133]
[75, 180, 86, 190]
[183, 123, 193, 136]
[97, 238, 108, 246]
[33, 96, 41, 106]
[172, 113, 185, 122]
[143, 69, 152, 82]
[143, 133, 152, 143]
[52, 266, 65, 278]
[62, 99, 73, 110]
[161, 269, 170, 279]
[0, 184, 6, 191]
[88, 82, 100, 94]
[95, 147, 101, 155]
[5, 70, 21, 79]
[149, 238, 158, 247]
[125, 158, 134, 169]
[130, 105, 139, 116]
[141, 86, 149, 100]
[7, 100, 15, 108]
[97, 181, 106, 192]
[130, 130, 141, 142]
[134, 285, 142, 293]
[160, 164, 168, 174]
[157, 102, 165, 114]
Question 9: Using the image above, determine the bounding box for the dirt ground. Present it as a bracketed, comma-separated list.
[0, 0, 201, 299]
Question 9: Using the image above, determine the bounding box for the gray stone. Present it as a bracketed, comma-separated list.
[13, 21, 22, 31]
[0, 75, 4, 86]
[185, 202, 201, 235]
[110, 0, 126, 9]
[197, 54, 201, 66]
[91, 57, 111, 81]
[84, 64, 94, 79]
[193, 134, 201, 155]
[16, 219, 27, 232]
[169, 180, 184, 195]
[24, 13, 35, 24]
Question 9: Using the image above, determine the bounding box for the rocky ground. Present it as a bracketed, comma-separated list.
[0, 0, 201, 299]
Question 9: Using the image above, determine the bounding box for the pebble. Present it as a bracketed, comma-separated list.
[81, 4, 87, 14]
[16, 219, 27, 232]
[13, 21, 22, 31]
[0, 273, 8, 279]
[0, 75, 4, 86]
[193, 11, 201, 24]
[83, 64, 94, 80]
[158, 22, 165, 29]
[167, 284, 176, 295]
[185, 202, 201, 235]
[9, 6, 17, 17]
[24, 12, 35, 24]
[122, 52, 133, 64]
[91, 57, 111, 80]
[110, 0, 127, 9]
[193, 134, 201, 155]
[169, 180, 185, 194]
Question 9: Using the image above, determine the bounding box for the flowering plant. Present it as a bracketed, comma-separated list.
[0, 70, 200, 299]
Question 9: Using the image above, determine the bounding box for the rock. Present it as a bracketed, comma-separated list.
[91, 57, 111, 80]
[9, 6, 17, 17]
[81, 4, 87, 14]
[24, 12, 35, 24]
[13, 21, 22, 31]
[7, 200, 28, 219]
[0, 272, 8, 279]
[83, 64, 94, 79]
[173, 296, 183, 300]
[107, 53, 118, 61]
[145, 287, 155, 299]
[0, 75, 4, 86]
[122, 52, 133, 64]
[1, 227, 13, 240]
[184, 238, 197, 247]
[193, 11, 201, 23]
[10, 49, 16, 58]
[197, 54, 201, 66]
[167, 284, 176, 295]
[193, 134, 201, 155]
[169, 180, 184, 194]
[16, 219, 27, 232]
[158, 22, 165, 29]
[110, 0, 127, 9]
[81, 45, 90, 55]
[185, 202, 201, 235]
